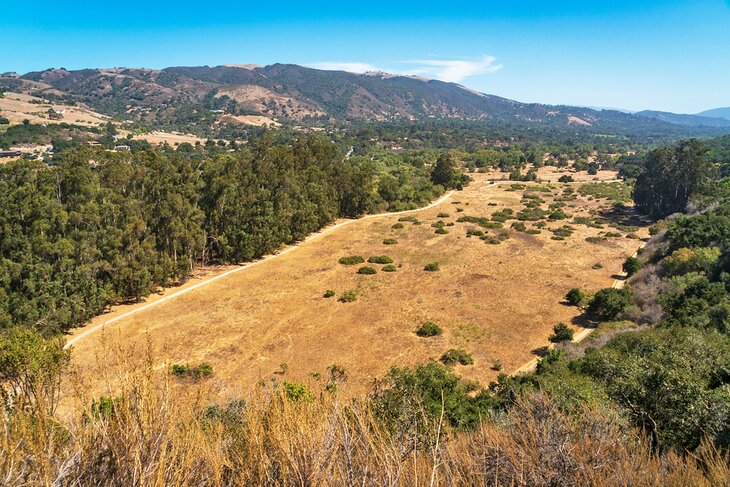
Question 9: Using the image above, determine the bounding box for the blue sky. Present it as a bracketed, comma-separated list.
[2, 0, 728, 113]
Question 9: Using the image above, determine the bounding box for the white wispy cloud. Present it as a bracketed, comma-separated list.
[307, 61, 380, 73]
[404, 55, 503, 83]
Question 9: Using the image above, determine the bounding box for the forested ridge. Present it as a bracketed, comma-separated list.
[0, 134, 452, 333]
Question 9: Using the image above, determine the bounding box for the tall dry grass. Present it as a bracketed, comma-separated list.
[1, 344, 728, 486]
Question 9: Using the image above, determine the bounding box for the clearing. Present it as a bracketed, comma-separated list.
[65, 170, 647, 401]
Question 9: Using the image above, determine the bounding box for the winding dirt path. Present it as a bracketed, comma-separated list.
[64, 190, 458, 349]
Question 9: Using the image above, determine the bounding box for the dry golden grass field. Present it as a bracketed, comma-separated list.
[65, 169, 647, 404]
[0, 92, 109, 126]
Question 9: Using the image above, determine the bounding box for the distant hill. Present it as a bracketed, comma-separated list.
[635, 110, 730, 128]
[1, 64, 727, 138]
[697, 107, 730, 121]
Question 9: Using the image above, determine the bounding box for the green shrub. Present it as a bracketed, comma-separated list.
[368, 255, 393, 264]
[491, 360, 503, 371]
[466, 228, 485, 237]
[587, 288, 631, 320]
[622, 256, 642, 276]
[491, 209, 513, 222]
[383, 238, 398, 245]
[511, 222, 527, 232]
[323, 289, 336, 298]
[558, 175, 574, 183]
[423, 262, 440, 272]
[549, 323, 574, 343]
[437, 212, 450, 218]
[440, 349, 474, 366]
[382, 264, 397, 272]
[171, 363, 213, 380]
[586, 236, 606, 244]
[416, 322, 443, 337]
[358, 266, 377, 275]
[435, 227, 449, 234]
[592, 262, 603, 269]
[283, 381, 312, 402]
[565, 288, 586, 307]
[548, 209, 569, 220]
[338, 290, 357, 302]
[398, 216, 418, 222]
[391, 223, 404, 229]
[339, 255, 365, 265]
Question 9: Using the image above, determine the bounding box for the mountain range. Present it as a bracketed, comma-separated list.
[1, 64, 728, 137]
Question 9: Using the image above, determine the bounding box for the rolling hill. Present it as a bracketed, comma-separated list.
[1, 64, 727, 138]
[635, 109, 730, 128]
[698, 107, 730, 121]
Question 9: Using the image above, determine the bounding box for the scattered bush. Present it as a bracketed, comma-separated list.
[323, 289, 336, 298]
[592, 262, 603, 269]
[358, 266, 377, 275]
[339, 255, 365, 265]
[440, 349, 474, 366]
[415, 322, 443, 337]
[558, 175, 574, 183]
[491, 360, 503, 371]
[171, 363, 213, 380]
[466, 228, 485, 237]
[424, 262, 440, 272]
[431, 220, 446, 228]
[549, 323, 574, 343]
[338, 290, 357, 302]
[437, 212, 450, 218]
[383, 238, 398, 245]
[368, 255, 393, 264]
[565, 288, 586, 307]
[435, 227, 449, 234]
[382, 264, 397, 272]
[391, 223, 404, 229]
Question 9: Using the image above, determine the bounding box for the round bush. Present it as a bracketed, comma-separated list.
[565, 288, 585, 307]
[382, 264, 397, 272]
[323, 289, 336, 298]
[339, 255, 365, 265]
[435, 227, 449, 234]
[424, 262, 440, 272]
[338, 290, 357, 302]
[357, 266, 377, 275]
[368, 255, 394, 264]
[392, 223, 405, 229]
[549, 323, 574, 343]
[440, 349, 474, 366]
[587, 288, 631, 320]
[383, 238, 398, 245]
[416, 321, 442, 337]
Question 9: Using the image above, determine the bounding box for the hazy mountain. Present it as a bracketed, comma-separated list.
[697, 107, 730, 121]
[635, 110, 730, 128]
[1, 64, 727, 138]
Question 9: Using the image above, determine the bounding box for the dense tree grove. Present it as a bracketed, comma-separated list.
[0, 135, 446, 333]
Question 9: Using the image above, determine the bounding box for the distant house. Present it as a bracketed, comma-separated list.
[114, 145, 131, 151]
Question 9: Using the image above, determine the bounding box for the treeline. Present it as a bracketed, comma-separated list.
[0, 134, 449, 333]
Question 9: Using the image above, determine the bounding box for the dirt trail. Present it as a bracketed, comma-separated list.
[511, 241, 647, 375]
[65, 189, 458, 349]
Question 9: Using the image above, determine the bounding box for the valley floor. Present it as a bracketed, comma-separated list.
[65, 169, 646, 403]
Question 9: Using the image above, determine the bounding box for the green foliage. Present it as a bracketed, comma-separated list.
[368, 255, 393, 264]
[549, 323, 574, 343]
[370, 361, 493, 434]
[431, 152, 462, 189]
[437, 212, 450, 218]
[440, 349, 474, 366]
[558, 175, 574, 183]
[578, 182, 633, 203]
[339, 255, 365, 265]
[661, 247, 720, 276]
[588, 288, 631, 320]
[622, 256, 642, 276]
[382, 238, 398, 245]
[382, 264, 397, 272]
[577, 327, 730, 451]
[323, 289, 336, 298]
[338, 290, 357, 302]
[634, 139, 717, 217]
[565, 288, 587, 307]
[423, 262, 440, 272]
[283, 381, 313, 402]
[357, 266, 377, 275]
[0, 327, 70, 414]
[434, 227, 449, 234]
[171, 363, 213, 380]
[415, 322, 442, 337]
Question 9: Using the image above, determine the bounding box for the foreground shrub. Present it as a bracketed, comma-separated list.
[368, 255, 393, 264]
[323, 289, 335, 298]
[339, 255, 365, 265]
[383, 238, 398, 245]
[415, 322, 442, 337]
[382, 264, 397, 272]
[549, 323, 574, 343]
[622, 256, 642, 276]
[440, 349, 474, 366]
[423, 262, 440, 272]
[357, 266, 377, 275]
[435, 227, 449, 234]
